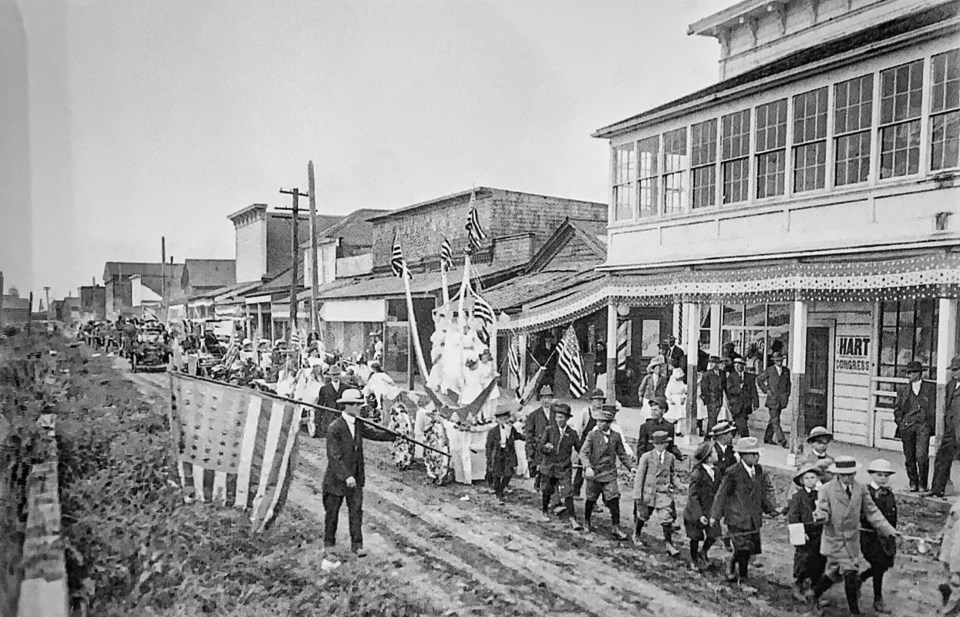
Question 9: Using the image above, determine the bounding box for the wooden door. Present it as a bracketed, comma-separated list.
[803, 326, 831, 432]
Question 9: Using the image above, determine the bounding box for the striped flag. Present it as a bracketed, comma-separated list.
[469, 285, 495, 331]
[617, 320, 632, 370]
[440, 237, 454, 272]
[508, 336, 521, 390]
[464, 192, 486, 252]
[391, 234, 405, 278]
[169, 372, 300, 532]
[557, 326, 587, 399]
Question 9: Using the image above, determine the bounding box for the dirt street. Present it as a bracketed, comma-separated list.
[125, 365, 948, 617]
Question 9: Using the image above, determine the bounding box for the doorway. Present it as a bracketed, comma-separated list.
[803, 326, 831, 433]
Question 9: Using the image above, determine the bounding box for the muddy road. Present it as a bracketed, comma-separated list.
[125, 366, 946, 617]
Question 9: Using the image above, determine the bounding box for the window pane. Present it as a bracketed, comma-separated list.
[881, 301, 897, 326]
[745, 304, 765, 327]
[722, 158, 749, 204]
[756, 100, 788, 153]
[744, 330, 766, 372]
[663, 128, 687, 173]
[793, 142, 826, 192]
[879, 120, 920, 178]
[663, 172, 686, 214]
[835, 131, 871, 185]
[639, 178, 658, 218]
[691, 119, 717, 166]
[880, 326, 896, 367]
[722, 109, 751, 160]
[722, 304, 744, 327]
[692, 165, 716, 209]
[834, 74, 873, 134]
[794, 87, 828, 144]
[932, 111, 960, 170]
[756, 150, 785, 198]
[767, 304, 790, 328]
[880, 60, 923, 124]
[639, 136, 659, 179]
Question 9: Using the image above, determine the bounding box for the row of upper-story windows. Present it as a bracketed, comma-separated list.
[611, 47, 960, 222]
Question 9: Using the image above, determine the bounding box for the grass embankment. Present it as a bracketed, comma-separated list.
[1, 333, 429, 617]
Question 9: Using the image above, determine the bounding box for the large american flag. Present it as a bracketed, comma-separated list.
[169, 373, 300, 532]
[557, 326, 587, 399]
[468, 284, 495, 330]
[464, 192, 486, 252]
[440, 237, 454, 272]
[391, 234, 405, 278]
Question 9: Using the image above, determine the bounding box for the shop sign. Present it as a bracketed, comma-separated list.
[835, 336, 871, 374]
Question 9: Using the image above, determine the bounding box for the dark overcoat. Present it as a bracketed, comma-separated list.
[538, 422, 580, 478]
[322, 416, 395, 496]
[684, 465, 722, 540]
[486, 424, 524, 479]
[860, 485, 898, 569]
[710, 461, 777, 554]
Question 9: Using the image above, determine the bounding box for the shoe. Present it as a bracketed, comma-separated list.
[910, 483, 920, 492]
[631, 532, 643, 546]
[569, 518, 583, 531]
[725, 572, 739, 583]
[351, 545, 367, 557]
[873, 599, 889, 614]
[553, 505, 568, 516]
[585, 520, 595, 533]
[792, 584, 807, 603]
[927, 491, 947, 498]
[611, 526, 627, 541]
[665, 542, 680, 557]
[940, 583, 954, 606]
[540, 512, 551, 522]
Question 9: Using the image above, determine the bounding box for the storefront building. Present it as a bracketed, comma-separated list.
[509, 0, 960, 452]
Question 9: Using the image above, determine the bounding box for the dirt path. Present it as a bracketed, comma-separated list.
[124, 365, 947, 617]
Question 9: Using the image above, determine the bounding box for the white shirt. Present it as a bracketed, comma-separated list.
[658, 450, 665, 465]
[912, 381, 922, 396]
[499, 424, 510, 447]
[342, 412, 356, 439]
[775, 365, 782, 376]
[702, 463, 715, 482]
[742, 461, 756, 479]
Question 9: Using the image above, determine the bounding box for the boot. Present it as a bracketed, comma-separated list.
[611, 526, 627, 541]
[873, 598, 889, 614]
[665, 541, 680, 557]
[569, 517, 583, 531]
[843, 571, 862, 615]
[792, 582, 807, 603]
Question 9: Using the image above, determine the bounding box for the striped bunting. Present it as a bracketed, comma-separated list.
[169, 372, 300, 532]
[391, 234, 405, 278]
[440, 237, 454, 272]
[464, 192, 486, 252]
[617, 320, 632, 370]
[557, 326, 587, 399]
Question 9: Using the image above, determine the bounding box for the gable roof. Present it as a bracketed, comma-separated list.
[299, 208, 390, 249]
[593, 2, 960, 138]
[182, 259, 236, 289]
[525, 218, 607, 274]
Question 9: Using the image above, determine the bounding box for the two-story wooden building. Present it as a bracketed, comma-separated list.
[511, 0, 960, 452]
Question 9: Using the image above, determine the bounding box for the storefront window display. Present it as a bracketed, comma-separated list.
[878, 299, 938, 377]
[721, 303, 790, 372]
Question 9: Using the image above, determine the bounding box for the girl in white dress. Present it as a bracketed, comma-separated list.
[664, 367, 687, 423]
[478, 348, 500, 422]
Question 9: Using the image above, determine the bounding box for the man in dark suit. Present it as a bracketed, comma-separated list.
[699, 355, 724, 435]
[929, 356, 960, 497]
[757, 351, 791, 447]
[538, 403, 582, 529]
[894, 360, 937, 492]
[666, 335, 686, 372]
[318, 365, 349, 411]
[636, 397, 684, 460]
[727, 357, 758, 437]
[322, 389, 396, 557]
[524, 384, 555, 490]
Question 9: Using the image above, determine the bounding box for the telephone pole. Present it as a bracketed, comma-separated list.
[161, 236, 166, 322]
[307, 161, 321, 343]
[43, 286, 51, 321]
[278, 187, 308, 347]
[0, 271, 4, 329]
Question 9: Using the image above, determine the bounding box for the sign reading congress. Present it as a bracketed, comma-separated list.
[835, 336, 871, 374]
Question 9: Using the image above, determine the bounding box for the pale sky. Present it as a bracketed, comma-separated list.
[9, 0, 720, 299]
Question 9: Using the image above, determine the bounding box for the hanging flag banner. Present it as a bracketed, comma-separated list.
[169, 372, 301, 532]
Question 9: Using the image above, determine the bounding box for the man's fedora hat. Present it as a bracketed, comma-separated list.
[328, 365, 343, 376]
[589, 387, 605, 400]
[949, 356, 960, 371]
[827, 455, 861, 475]
[793, 465, 822, 487]
[539, 384, 555, 397]
[337, 389, 365, 405]
[905, 360, 924, 373]
[709, 420, 737, 437]
[734, 437, 762, 454]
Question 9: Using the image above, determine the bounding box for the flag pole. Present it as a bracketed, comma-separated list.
[402, 265, 431, 388]
[440, 265, 450, 314]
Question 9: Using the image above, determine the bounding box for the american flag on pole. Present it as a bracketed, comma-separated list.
[391, 234, 405, 278]
[464, 192, 486, 252]
[508, 336, 521, 390]
[468, 284, 495, 331]
[169, 373, 300, 532]
[557, 326, 588, 399]
[440, 237, 454, 272]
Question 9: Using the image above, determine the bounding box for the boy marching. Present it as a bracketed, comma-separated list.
[632, 430, 680, 555]
[684, 441, 723, 570]
[485, 408, 525, 503]
[810, 456, 899, 615]
[859, 459, 898, 614]
[787, 465, 826, 602]
[710, 437, 779, 583]
[580, 403, 636, 539]
[538, 403, 583, 530]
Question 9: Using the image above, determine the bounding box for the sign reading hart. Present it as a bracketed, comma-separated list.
[835, 336, 871, 374]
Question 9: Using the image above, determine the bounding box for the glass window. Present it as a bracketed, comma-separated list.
[721, 109, 750, 204]
[755, 99, 787, 198]
[877, 299, 939, 377]
[638, 136, 659, 218]
[880, 60, 923, 178]
[834, 74, 873, 186]
[932, 49, 960, 171]
[612, 143, 637, 221]
[662, 128, 688, 214]
[691, 119, 717, 209]
[720, 303, 791, 371]
[793, 87, 828, 192]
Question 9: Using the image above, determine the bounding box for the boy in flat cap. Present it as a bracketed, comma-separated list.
[810, 456, 899, 615]
[538, 403, 583, 530]
[633, 430, 680, 555]
[710, 437, 778, 583]
[636, 396, 685, 461]
[787, 465, 825, 602]
[580, 403, 636, 539]
[486, 408, 525, 503]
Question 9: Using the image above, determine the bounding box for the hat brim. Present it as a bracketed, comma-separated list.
[806, 432, 833, 442]
[710, 426, 736, 437]
[827, 463, 861, 475]
[866, 465, 896, 475]
[793, 467, 822, 486]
